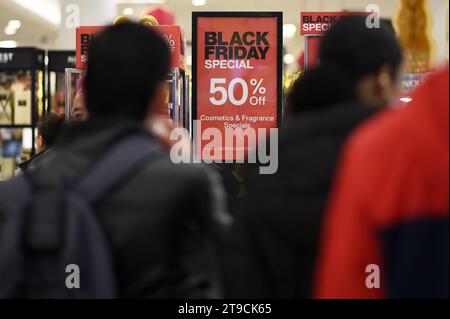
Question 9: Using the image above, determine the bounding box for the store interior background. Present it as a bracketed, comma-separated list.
[1, 0, 449, 72]
[0, 0, 449, 181]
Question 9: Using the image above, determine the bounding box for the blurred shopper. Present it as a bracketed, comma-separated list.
[224, 16, 403, 298]
[315, 66, 449, 299]
[0, 23, 228, 298]
[18, 113, 64, 172]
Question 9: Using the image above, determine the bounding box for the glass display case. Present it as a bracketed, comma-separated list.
[167, 68, 190, 132]
[0, 47, 45, 180]
[47, 50, 76, 117]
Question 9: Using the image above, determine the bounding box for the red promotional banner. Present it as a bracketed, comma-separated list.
[193, 12, 282, 161]
[76, 26, 103, 69]
[300, 12, 366, 36]
[76, 25, 184, 70]
[153, 25, 185, 70]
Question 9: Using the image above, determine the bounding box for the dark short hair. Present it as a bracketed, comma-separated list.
[37, 113, 64, 147]
[84, 23, 170, 120]
[318, 16, 403, 84]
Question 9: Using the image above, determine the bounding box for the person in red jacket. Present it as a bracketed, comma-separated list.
[314, 66, 449, 299]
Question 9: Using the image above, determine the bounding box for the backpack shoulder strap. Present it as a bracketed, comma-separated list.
[74, 134, 164, 203]
[0, 174, 32, 213]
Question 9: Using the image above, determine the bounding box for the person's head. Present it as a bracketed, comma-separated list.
[71, 89, 89, 121]
[36, 113, 64, 152]
[84, 22, 170, 122]
[288, 15, 404, 114]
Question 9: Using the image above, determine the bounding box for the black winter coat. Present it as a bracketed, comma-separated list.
[0, 118, 229, 298]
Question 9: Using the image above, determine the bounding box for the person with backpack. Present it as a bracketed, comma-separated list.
[0, 23, 229, 298]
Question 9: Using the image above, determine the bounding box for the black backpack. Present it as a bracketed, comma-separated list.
[0, 135, 162, 298]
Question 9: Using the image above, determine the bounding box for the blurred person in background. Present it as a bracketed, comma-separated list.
[224, 15, 404, 298]
[18, 112, 64, 172]
[0, 23, 228, 298]
[10, 71, 31, 91]
[71, 89, 89, 121]
[315, 66, 449, 299]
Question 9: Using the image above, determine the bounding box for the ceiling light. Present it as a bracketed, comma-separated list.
[283, 24, 297, 38]
[122, 0, 166, 3]
[400, 97, 413, 103]
[4, 26, 17, 35]
[8, 20, 22, 29]
[283, 53, 295, 64]
[10, 0, 60, 26]
[0, 40, 18, 48]
[192, 0, 207, 6]
[123, 7, 134, 15]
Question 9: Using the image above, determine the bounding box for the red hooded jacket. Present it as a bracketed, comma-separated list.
[315, 66, 449, 298]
